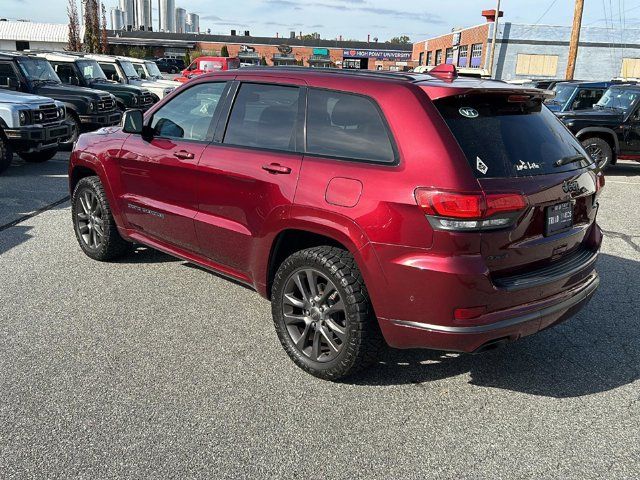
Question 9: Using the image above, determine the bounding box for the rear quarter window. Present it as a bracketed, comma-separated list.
[306, 89, 396, 163]
[435, 94, 593, 178]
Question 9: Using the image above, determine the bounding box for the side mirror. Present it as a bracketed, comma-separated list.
[6, 78, 19, 90]
[70, 77, 79, 86]
[122, 109, 144, 134]
[110, 73, 119, 81]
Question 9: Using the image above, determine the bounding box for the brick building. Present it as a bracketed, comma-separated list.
[412, 10, 498, 73]
[107, 30, 416, 70]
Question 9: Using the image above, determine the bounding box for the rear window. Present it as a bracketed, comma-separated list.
[306, 89, 395, 163]
[435, 94, 593, 178]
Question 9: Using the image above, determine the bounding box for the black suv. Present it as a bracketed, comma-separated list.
[155, 58, 185, 74]
[559, 84, 640, 169]
[0, 52, 121, 146]
[33, 52, 156, 112]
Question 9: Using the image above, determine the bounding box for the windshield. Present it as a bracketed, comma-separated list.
[145, 62, 162, 78]
[435, 94, 593, 178]
[17, 58, 61, 83]
[77, 60, 108, 81]
[547, 84, 575, 105]
[119, 61, 139, 79]
[595, 88, 640, 111]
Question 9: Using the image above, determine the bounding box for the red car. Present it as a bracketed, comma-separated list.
[176, 56, 240, 83]
[69, 65, 603, 380]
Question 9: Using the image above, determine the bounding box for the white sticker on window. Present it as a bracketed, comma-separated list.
[516, 160, 541, 171]
[476, 156, 488, 174]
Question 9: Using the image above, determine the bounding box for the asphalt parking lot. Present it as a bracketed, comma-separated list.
[1, 152, 639, 479]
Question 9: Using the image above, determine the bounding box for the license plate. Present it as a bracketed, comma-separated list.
[545, 201, 573, 236]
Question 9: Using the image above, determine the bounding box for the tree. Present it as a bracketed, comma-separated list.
[387, 35, 410, 45]
[82, 0, 101, 53]
[260, 56, 267, 66]
[221, 45, 229, 57]
[300, 32, 321, 41]
[67, 0, 82, 52]
[100, 3, 108, 54]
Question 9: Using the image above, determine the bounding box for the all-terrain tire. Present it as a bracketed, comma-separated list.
[271, 246, 384, 380]
[0, 136, 12, 174]
[60, 112, 81, 150]
[581, 136, 613, 170]
[72, 176, 131, 261]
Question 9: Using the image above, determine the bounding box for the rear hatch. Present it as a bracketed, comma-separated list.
[431, 91, 602, 286]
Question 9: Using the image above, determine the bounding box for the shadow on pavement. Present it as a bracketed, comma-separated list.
[0, 225, 34, 255]
[607, 160, 640, 177]
[352, 253, 640, 398]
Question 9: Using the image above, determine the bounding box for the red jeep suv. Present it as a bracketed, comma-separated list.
[69, 65, 603, 380]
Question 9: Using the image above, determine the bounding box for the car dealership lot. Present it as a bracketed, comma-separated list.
[1, 155, 639, 478]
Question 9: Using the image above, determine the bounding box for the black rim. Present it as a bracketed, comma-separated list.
[76, 189, 105, 249]
[66, 118, 79, 143]
[282, 268, 347, 363]
[585, 143, 606, 168]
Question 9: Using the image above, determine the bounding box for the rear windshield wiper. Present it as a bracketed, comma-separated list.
[555, 155, 588, 167]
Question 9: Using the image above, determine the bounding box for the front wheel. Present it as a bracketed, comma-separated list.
[72, 176, 131, 261]
[581, 137, 613, 170]
[271, 246, 383, 380]
[0, 137, 13, 174]
[18, 148, 58, 163]
[60, 113, 81, 150]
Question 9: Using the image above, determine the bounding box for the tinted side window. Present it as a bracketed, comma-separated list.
[223, 83, 300, 152]
[306, 89, 395, 163]
[0, 62, 20, 89]
[133, 63, 146, 79]
[99, 63, 119, 81]
[150, 82, 227, 141]
[54, 63, 78, 84]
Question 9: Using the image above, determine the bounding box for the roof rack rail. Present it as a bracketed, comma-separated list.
[237, 65, 420, 81]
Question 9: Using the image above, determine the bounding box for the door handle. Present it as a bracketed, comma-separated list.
[174, 150, 195, 160]
[262, 163, 292, 175]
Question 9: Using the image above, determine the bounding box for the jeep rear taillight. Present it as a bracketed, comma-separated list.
[414, 189, 527, 231]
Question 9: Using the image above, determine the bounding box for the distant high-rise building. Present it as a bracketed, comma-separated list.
[187, 12, 199, 34]
[159, 0, 175, 32]
[110, 7, 124, 30]
[175, 7, 186, 34]
[120, 0, 135, 29]
[135, 0, 152, 30]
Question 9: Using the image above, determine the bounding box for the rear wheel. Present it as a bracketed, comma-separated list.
[0, 137, 12, 174]
[581, 137, 613, 170]
[18, 148, 58, 163]
[72, 176, 131, 261]
[271, 246, 384, 380]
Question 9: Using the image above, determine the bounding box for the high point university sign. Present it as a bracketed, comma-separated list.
[342, 49, 412, 60]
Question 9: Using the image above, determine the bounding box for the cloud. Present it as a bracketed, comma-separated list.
[263, 0, 444, 24]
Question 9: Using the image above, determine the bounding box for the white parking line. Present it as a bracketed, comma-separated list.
[606, 180, 640, 185]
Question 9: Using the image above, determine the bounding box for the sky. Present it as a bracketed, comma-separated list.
[3, 0, 640, 42]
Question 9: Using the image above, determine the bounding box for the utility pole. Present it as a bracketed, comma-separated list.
[487, 0, 501, 78]
[566, 0, 584, 79]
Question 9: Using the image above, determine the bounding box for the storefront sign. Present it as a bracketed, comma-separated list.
[313, 48, 329, 56]
[342, 49, 412, 60]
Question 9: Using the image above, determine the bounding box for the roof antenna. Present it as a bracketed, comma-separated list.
[429, 64, 458, 81]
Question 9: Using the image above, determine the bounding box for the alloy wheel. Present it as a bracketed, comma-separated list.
[282, 268, 347, 363]
[76, 189, 105, 249]
[585, 143, 606, 168]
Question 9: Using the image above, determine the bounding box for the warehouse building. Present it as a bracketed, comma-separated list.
[413, 10, 640, 81]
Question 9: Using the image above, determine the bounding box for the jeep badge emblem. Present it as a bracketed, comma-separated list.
[459, 107, 479, 118]
[562, 179, 579, 194]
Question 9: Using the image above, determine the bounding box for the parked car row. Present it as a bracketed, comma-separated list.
[0, 51, 180, 173]
[536, 79, 640, 169]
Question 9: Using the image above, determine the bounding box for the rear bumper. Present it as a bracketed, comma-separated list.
[379, 271, 599, 352]
[79, 111, 122, 129]
[4, 122, 71, 152]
